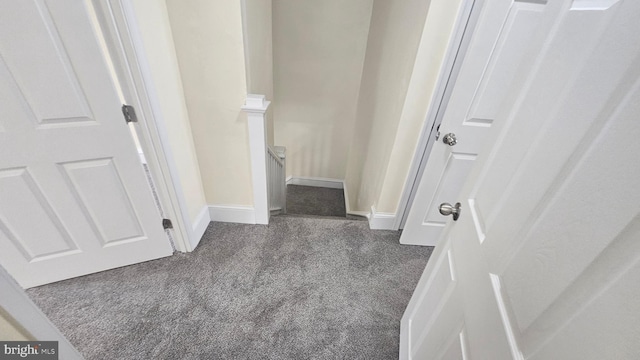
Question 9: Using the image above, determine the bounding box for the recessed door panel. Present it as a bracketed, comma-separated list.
[501, 79, 640, 334]
[60, 158, 145, 246]
[438, 329, 467, 360]
[409, 248, 457, 350]
[0, 167, 78, 260]
[421, 153, 476, 231]
[465, 3, 543, 124]
[0, 0, 93, 126]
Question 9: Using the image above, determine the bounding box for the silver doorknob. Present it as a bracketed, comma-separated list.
[442, 133, 457, 146]
[439, 202, 461, 221]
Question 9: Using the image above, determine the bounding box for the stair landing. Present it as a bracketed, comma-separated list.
[285, 185, 354, 219]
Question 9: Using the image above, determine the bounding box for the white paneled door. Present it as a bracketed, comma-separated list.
[401, 0, 546, 246]
[0, 0, 173, 288]
[401, 0, 640, 359]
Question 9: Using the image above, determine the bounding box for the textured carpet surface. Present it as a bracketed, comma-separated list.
[27, 216, 433, 360]
[286, 185, 347, 217]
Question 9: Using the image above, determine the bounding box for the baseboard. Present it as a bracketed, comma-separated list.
[190, 206, 211, 250]
[369, 206, 397, 230]
[343, 181, 352, 214]
[286, 176, 344, 189]
[209, 205, 256, 224]
[343, 182, 370, 218]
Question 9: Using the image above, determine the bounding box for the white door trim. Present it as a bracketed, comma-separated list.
[93, 0, 194, 252]
[0, 265, 83, 359]
[396, 0, 480, 230]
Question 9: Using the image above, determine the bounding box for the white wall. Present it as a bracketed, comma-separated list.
[165, 0, 254, 207]
[129, 0, 207, 222]
[273, 0, 373, 180]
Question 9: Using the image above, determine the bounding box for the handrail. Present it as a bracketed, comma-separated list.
[267, 146, 284, 166]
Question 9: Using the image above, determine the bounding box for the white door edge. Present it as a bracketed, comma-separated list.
[396, 0, 480, 230]
[96, 0, 195, 252]
[0, 265, 83, 359]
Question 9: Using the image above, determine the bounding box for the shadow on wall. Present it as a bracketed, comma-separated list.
[279, 119, 348, 180]
[272, 0, 373, 181]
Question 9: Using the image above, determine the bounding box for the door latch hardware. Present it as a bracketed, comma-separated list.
[439, 202, 461, 221]
[162, 218, 173, 229]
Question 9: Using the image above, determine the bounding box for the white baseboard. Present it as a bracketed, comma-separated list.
[190, 206, 211, 249]
[350, 210, 371, 218]
[343, 181, 353, 214]
[209, 205, 256, 224]
[286, 176, 344, 189]
[343, 183, 370, 218]
[369, 206, 397, 230]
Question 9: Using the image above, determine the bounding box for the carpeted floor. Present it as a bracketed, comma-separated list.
[286, 185, 347, 218]
[27, 216, 433, 359]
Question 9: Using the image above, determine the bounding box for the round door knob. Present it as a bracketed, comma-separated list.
[439, 202, 461, 221]
[442, 133, 457, 146]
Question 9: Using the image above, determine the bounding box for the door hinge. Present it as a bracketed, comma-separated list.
[122, 104, 138, 123]
[162, 218, 173, 229]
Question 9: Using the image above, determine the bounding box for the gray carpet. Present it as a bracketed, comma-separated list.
[27, 216, 433, 359]
[286, 185, 347, 218]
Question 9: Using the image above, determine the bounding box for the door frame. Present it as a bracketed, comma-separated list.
[92, 0, 195, 252]
[395, 0, 483, 230]
[0, 265, 83, 359]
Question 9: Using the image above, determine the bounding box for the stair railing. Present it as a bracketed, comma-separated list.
[267, 146, 286, 215]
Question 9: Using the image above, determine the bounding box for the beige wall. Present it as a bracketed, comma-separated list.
[345, 0, 463, 214]
[376, 0, 465, 213]
[132, 0, 463, 217]
[273, 0, 373, 179]
[130, 0, 207, 221]
[242, 0, 275, 145]
[165, 0, 254, 206]
[0, 308, 31, 341]
[345, 0, 432, 213]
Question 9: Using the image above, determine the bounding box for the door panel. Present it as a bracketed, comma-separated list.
[0, 1, 94, 126]
[0, 168, 79, 260]
[0, 0, 173, 288]
[496, 68, 640, 355]
[406, 245, 466, 359]
[437, 328, 467, 360]
[60, 158, 145, 245]
[464, 2, 543, 125]
[402, 0, 640, 359]
[401, 0, 542, 246]
[408, 246, 456, 346]
[419, 152, 476, 239]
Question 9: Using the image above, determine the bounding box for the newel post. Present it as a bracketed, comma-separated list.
[242, 94, 270, 225]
